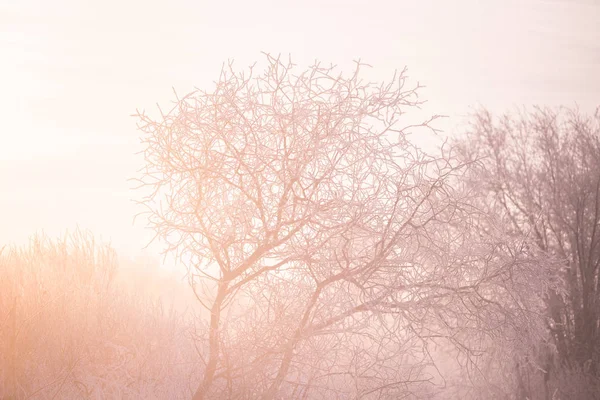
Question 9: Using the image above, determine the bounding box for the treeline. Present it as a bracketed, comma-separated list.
[0, 230, 201, 399]
[132, 56, 600, 399]
[2, 55, 599, 399]
[457, 106, 600, 399]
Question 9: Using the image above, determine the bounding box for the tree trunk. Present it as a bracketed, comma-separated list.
[192, 281, 228, 400]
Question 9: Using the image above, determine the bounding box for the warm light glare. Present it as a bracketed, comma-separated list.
[1, 0, 599, 399]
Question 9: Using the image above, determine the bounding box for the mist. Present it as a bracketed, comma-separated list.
[1, 0, 599, 398]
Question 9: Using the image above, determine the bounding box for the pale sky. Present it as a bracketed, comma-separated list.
[1, 0, 598, 265]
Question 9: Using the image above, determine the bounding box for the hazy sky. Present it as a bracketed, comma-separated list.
[1, 0, 598, 265]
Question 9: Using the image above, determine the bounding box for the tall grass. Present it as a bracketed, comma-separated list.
[0, 230, 200, 399]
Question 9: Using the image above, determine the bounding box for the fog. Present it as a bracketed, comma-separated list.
[1, 0, 599, 398]
[2, 0, 598, 258]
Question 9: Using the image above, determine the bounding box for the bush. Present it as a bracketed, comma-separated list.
[0, 230, 200, 399]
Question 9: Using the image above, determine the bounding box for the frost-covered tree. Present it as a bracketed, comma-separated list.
[135, 55, 545, 399]
[457, 106, 600, 399]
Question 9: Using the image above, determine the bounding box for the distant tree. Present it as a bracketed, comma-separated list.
[0, 230, 198, 399]
[457, 106, 600, 398]
[135, 55, 545, 399]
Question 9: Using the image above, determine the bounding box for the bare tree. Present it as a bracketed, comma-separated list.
[134, 55, 544, 399]
[457, 106, 600, 399]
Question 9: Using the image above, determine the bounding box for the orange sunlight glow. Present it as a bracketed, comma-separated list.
[1, 0, 598, 398]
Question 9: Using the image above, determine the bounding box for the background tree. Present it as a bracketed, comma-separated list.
[0, 229, 198, 399]
[457, 106, 600, 399]
[135, 55, 548, 399]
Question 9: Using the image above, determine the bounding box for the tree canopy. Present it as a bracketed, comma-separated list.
[135, 55, 547, 399]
